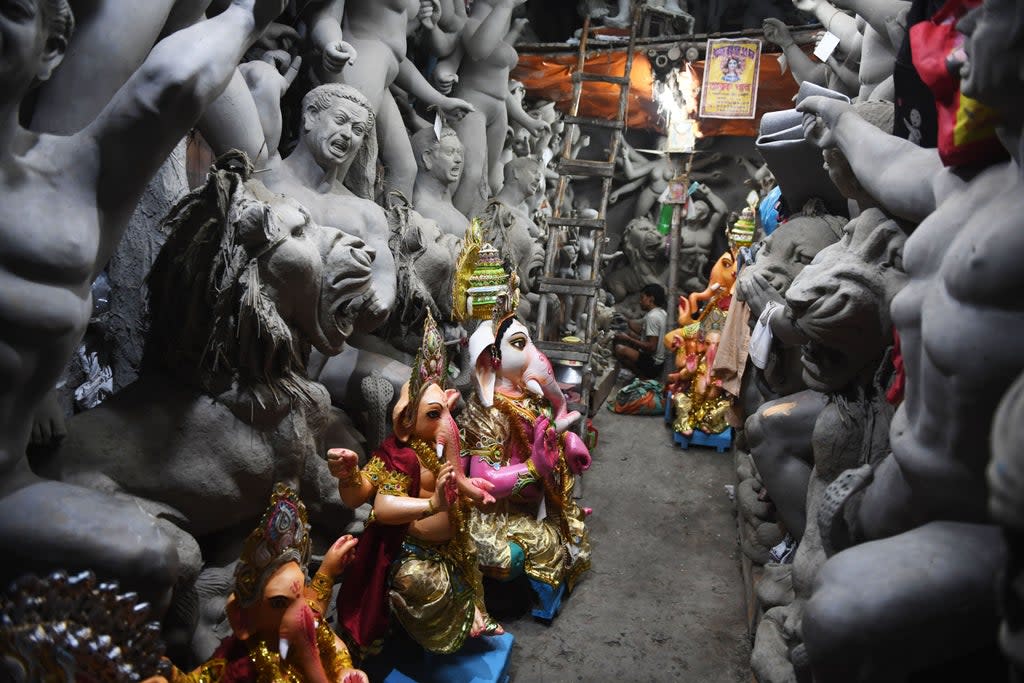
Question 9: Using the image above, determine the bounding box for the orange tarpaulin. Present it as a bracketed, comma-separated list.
[513, 51, 800, 137]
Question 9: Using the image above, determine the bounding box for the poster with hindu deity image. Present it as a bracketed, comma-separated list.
[699, 38, 762, 119]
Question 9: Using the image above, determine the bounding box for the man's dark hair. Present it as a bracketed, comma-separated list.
[641, 283, 667, 309]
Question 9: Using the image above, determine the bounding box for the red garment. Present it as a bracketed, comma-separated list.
[910, 0, 1007, 167]
[887, 329, 906, 405]
[337, 436, 421, 658]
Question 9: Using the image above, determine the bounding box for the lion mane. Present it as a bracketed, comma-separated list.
[145, 151, 321, 407]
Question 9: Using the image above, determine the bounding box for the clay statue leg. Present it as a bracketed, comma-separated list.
[451, 108, 490, 217]
[378, 91, 418, 200]
[635, 187, 659, 222]
[485, 104, 510, 196]
[746, 390, 827, 541]
[0, 479, 179, 614]
[802, 521, 1005, 682]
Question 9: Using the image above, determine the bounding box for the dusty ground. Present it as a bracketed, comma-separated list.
[498, 408, 750, 682]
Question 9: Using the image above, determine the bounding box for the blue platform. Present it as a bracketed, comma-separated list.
[672, 426, 733, 452]
[664, 391, 733, 452]
[380, 632, 515, 683]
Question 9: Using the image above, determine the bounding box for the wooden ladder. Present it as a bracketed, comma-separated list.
[533, 4, 643, 427]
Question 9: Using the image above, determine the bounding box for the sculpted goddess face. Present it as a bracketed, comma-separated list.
[304, 97, 371, 169]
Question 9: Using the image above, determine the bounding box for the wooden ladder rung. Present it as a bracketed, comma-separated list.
[563, 115, 624, 130]
[556, 158, 615, 178]
[573, 72, 630, 85]
[545, 216, 606, 230]
[534, 341, 592, 364]
[535, 277, 601, 296]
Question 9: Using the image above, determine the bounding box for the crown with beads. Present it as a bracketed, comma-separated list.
[410, 309, 448, 400]
[234, 484, 311, 608]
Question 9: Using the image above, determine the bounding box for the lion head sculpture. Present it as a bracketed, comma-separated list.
[605, 217, 668, 302]
[146, 151, 377, 407]
[785, 208, 908, 394]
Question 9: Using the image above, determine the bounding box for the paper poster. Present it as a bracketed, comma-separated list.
[699, 38, 762, 120]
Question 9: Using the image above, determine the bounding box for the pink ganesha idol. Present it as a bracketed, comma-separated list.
[459, 310, 593, 620]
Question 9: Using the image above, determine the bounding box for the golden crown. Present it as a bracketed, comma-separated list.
[234, 483, 311, 607]
[410, 309, 447, 401]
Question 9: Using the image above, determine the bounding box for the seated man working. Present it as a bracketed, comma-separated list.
[613, 284, 668, 380]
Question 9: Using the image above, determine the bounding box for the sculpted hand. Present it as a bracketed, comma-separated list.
[441, 97, 475, 120]
[797, 96, 851, 148]
[431, 463, 455, 511]
[322, 39, 357, 73]
[562, 431, 592, 475]
[318, 534, 358, 579]
[256, 21, 299, 51]
[326, 448, 359, 480]
[530, 416, 561, 476]
[736, 271, 784, 318]
[609, 190, 622, 204]
[419, 0, 442, 28]
[341, 671, 370, 683]
[762, 18, 795, 47]
[460, 476, 497, 505]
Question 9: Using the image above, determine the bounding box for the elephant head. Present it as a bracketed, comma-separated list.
[469, 317, 582, 432]
[226, 485, 365, 682]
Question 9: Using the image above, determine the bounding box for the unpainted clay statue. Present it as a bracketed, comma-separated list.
[762, 17, 860, 99]
[736, 210, 847, 398]
[440, 0, 532, 216]
[48, 156, 378, 655]
[477, 157, 547, 317]
[309, 0, 474, 198]
[168, 485, 367, 683]
[789, 0, 907, 101]
[792, 3, 1024, 673]
[679, 184, 730, 293]
[29, 0, 214, 134]
[384, 194, 462, 352]
[989, 371, 1024, 677]
[603, 217, 670, 302]
[749, 209, 906, 683]
[610, 136, 675, 221]
[333, 313, 502, 658]
[733, 211, 846, 551]
[0, 0, 287, 611]
[411, 123, 471, 239]
[461, 314, 592, 616]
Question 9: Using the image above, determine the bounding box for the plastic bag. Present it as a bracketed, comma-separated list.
[609, 379, 666, 415]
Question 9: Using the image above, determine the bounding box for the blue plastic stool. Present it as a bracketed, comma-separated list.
[673, 427, 733, 453]
[529, 578, 566, 621]
[380, 632, 515, 683]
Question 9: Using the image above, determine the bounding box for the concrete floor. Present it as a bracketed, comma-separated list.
[499, 408, 750, 682]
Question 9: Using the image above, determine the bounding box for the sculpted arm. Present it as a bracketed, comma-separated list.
[461, 1, 516, 62]
[763, 19, 828, 87]
[838, 0, 910, 49]
[88, 0, 285, 270]
[373, 464, 453, 525]
[310, 0, 345, 52]
[799, 0, 861, 48]
[798, 96, 945, 222]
